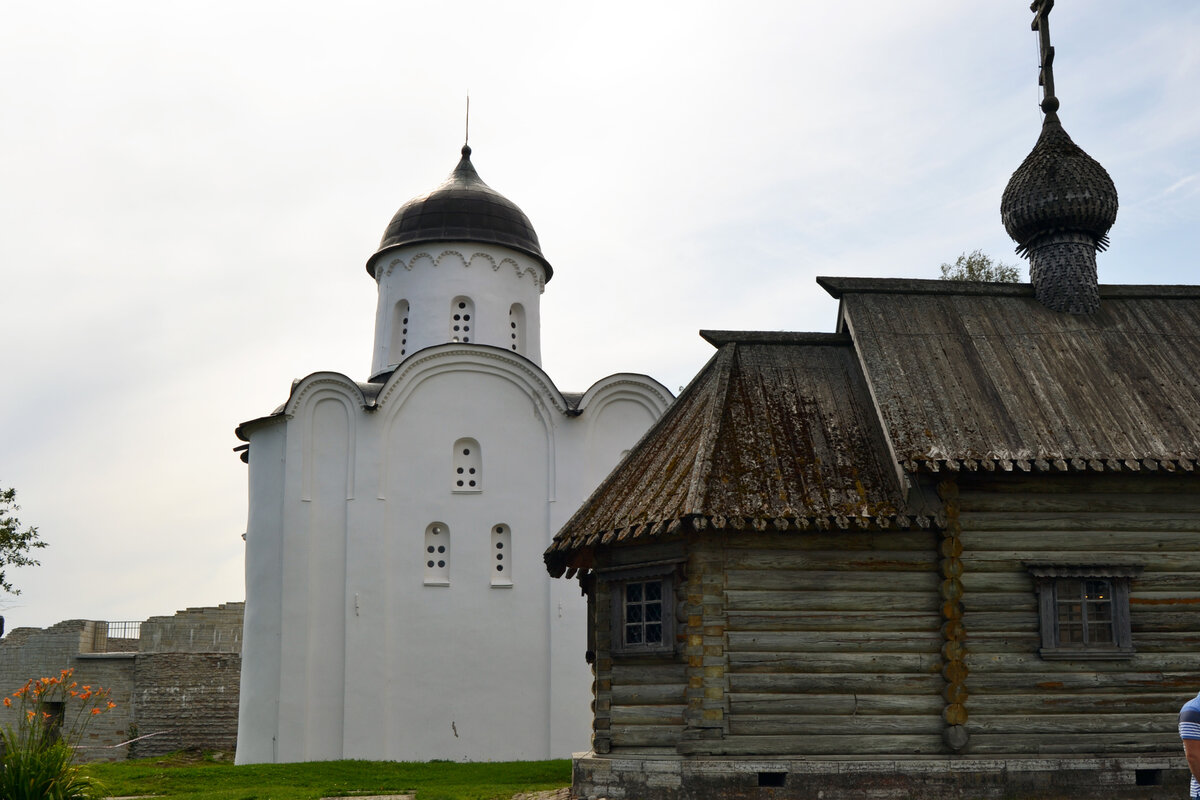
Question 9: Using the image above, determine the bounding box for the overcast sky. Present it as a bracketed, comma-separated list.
[2, 2, 1197, 631]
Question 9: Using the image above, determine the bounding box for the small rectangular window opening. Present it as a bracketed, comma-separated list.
[41, 701, 65, 743]
[1056, 578, 1114, 645]
[604, 559, 682, 656]
[757, 772, 787, 787]
[1135, 769, 1162, 786]
[1027, 564, 1140, 659]
[623, 579, 664, 646]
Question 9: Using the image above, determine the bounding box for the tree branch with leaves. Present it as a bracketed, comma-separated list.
[939, 250, 1021, 283]
[0, 487, 46, 595]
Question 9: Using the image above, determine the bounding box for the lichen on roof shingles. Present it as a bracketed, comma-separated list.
[546, 334, 905, 571]
[838, 282, 1200, 471]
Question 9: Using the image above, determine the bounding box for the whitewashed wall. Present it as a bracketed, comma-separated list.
[237, 345, 669, 763]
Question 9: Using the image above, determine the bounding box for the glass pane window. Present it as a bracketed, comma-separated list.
[606, 563, 680, 656]
[624, 579, 664, 647]
[1030, 565, 1138, 660]
[1056, 578, 1114, 646]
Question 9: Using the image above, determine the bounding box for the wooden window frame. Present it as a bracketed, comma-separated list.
[600, 560, 682, 657]
[1027, 564, 1141, 660]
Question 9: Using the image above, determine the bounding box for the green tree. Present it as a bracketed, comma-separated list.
[939, 250, 1021, 283]
[0, 487, 46, 595]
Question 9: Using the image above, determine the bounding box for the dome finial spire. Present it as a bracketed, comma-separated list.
[1031, 0, 1060, 123]
[464, 93, 471, 156]
[1001, 0, 1118, 315]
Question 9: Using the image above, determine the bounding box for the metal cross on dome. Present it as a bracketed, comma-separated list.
[1030, 0, 1059, 117]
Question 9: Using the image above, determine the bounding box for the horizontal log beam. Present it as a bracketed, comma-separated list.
[730, 673, 942, 694]
[965, 671, 1198, 693]
[730, 651, 941, 674]
[966, 652, 1200, 672]
[726, 630, 942, 654]
[968, 694, 1188, 714]
[724, 551, 938, 572]
[729, 693, 943, 716]
[611, 664, 688, 685]
[610, 685, 687, 706]
[726, 590, 941, 613]
[609, 725, 682, 748]
[962, 732, 1181, 756]
[959, 514, 1200, 535]
[726, 610, 941, 633]
[729, 714, 943, 736]
[725, 569, 940, 593]
[700, 733, 945, 756]
[609, 705, 686, 726]
[966, 712, 1170, 735]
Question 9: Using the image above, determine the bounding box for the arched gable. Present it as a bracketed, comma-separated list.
[282, 371, 370, 418]
[281, 372, 367, 502]
[372, 344, 572, 500]
[575, 373, 674, 419]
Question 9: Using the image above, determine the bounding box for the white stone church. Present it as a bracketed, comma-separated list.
[234, 144, 672, 763]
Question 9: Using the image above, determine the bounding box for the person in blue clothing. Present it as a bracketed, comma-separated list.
[1180, 692, 1200, 798]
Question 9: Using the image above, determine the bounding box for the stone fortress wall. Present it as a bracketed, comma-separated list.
[0, 603, 243, 761]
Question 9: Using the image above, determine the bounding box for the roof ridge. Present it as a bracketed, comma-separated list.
[818, 276, 1200, 300]
[700, 330, 850, 347]
[682, 343, 738, 515]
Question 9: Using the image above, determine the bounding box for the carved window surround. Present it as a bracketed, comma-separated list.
[1026, 564, 1141, 660]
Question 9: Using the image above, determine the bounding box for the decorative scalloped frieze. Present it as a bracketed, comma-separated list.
[905, 456, 1199, 473]
[379, 248, 546, 291]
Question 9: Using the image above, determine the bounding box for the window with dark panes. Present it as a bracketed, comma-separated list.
[1055, 578, 1114, 645]
[1028, 565, 1140, 660]
[623, 579, 664, 646]
[601, 560, 682, 656]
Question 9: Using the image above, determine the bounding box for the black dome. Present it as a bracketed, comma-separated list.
[366, 145, 552, 280]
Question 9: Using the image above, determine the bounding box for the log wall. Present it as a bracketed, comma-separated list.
[588, 472, 1199, 760]
[719, 528, 944, 756]
[954, 472, 1200, 756]
[592, 541, 688, 754]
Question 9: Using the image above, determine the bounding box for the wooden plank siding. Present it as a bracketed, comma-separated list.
[955, 472, 1200, 756]
[720, 529, 945, 756]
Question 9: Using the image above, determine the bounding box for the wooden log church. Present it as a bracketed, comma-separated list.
[544, 5, 1200, 799]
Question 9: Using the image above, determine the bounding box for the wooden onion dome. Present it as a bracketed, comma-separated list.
[1000, 1, 1117, 315]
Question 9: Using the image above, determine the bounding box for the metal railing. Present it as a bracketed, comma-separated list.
[91, 621, 141, 653]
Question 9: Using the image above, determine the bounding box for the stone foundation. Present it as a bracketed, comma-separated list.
[572, 753, 1188, 800]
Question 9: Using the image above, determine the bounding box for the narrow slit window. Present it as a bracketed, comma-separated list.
[450, 296, 474, 343]
[508, 304, 525, 354]
[491, 524, 512, 586]
[390, 299, 410, 360]
[452, 438, 482, 492]
[424, 523, 450, 585]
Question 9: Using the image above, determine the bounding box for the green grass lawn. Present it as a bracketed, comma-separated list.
[82, 754, 571, 800]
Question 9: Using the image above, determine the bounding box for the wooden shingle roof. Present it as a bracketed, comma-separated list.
[824, 278, 1200, 473]
[547, 279, 1200, 574]
[546, 331, 910, 575]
